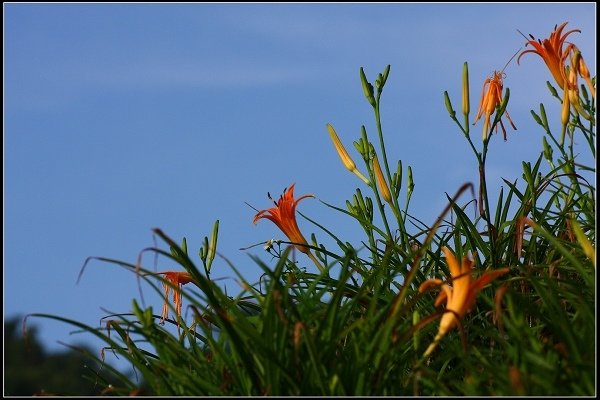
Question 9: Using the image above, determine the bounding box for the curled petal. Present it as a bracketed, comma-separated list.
[434, 284, 453, 307]
[419, 278, 443, 293]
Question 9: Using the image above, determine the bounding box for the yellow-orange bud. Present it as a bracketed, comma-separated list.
[573, 50, 595, 99]
[560, 87, 570, 146]
[482, 116, 490, 142]
[327, 124, 370, 185]
[565, 66, 592, 121]
[373, 155, 392, 205]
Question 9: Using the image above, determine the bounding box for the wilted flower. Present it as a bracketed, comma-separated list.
[570, 47, 595, 98]
[473, 71, 517, 141]
[157, 271, 194, 324]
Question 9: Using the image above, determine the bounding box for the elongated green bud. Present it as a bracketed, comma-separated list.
[581, 83, 590, 102]
[542, 137, 553, 162]
[181, 237, 188, 254]
[462, 62, 470, 117]
[497, 87, 510, 117]
[207, 220, 219, 267]
[444, 91, 456, 118]
[380, 65, 391, 88]
[407, 166, 415, 200]
[360, 67, 376, 107]
[530, 110, 543, 127]
[539, 103, 548, 128]
[393, 160, 403, 199]
[365, 197, 374, 222]
[546, 81, 559, 98]
[354, 125, 371, 159]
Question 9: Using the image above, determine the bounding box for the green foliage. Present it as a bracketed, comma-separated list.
[27, 23, 595, 396]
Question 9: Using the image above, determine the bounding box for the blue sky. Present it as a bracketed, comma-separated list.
[4, 3, 595, 371]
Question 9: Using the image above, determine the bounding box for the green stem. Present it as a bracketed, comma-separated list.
[476, 137, 496, 268]
[374, 97, 408, 247]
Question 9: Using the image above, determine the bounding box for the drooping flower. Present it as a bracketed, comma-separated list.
[571, 47, 595, 98]
[566, 49, 593, 119]
[157, 271, 194, 324]
[254, 184, 324, 272]
[517, 22, 580, 90]
[473, 70, 517, 141]
[419, 247, 510, 357]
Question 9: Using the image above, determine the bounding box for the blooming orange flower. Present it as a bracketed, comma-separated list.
[419, 247, 510, 357]
[253, 183, 314, 254]
[157, 271, 194, 324]
[517, 22, 580, 90]
[254, 184, 325, 272]
[473, 71, 517, 141]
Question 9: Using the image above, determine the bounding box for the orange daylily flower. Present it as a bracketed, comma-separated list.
[254, 183, 325, 272]
[157, 271, 194, 324]
[419, 247, 510, 357]
[517, 22, 580, 90]
[473, 70, 517, 141]
[253, 183, 313, 254]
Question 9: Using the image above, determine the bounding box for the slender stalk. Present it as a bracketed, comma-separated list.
[374, 97, 408, 247]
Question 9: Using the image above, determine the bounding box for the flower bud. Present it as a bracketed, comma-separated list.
[407, 166, 415, 199]
[373, 155, 392, 205]
[360, 67, 376, 107]
[560, 88, 570, 146]
[462, 62, 470, 117]
[574, 50, 595, 99]
[444, 91, 456, 118]
[542, 137, 553, 162]
[327, 123, 370, 185]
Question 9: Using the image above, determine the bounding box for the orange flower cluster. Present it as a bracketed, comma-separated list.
[518, 22, 594, 140]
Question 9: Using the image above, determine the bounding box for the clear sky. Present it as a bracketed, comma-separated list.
[4, 3, 595, 371]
